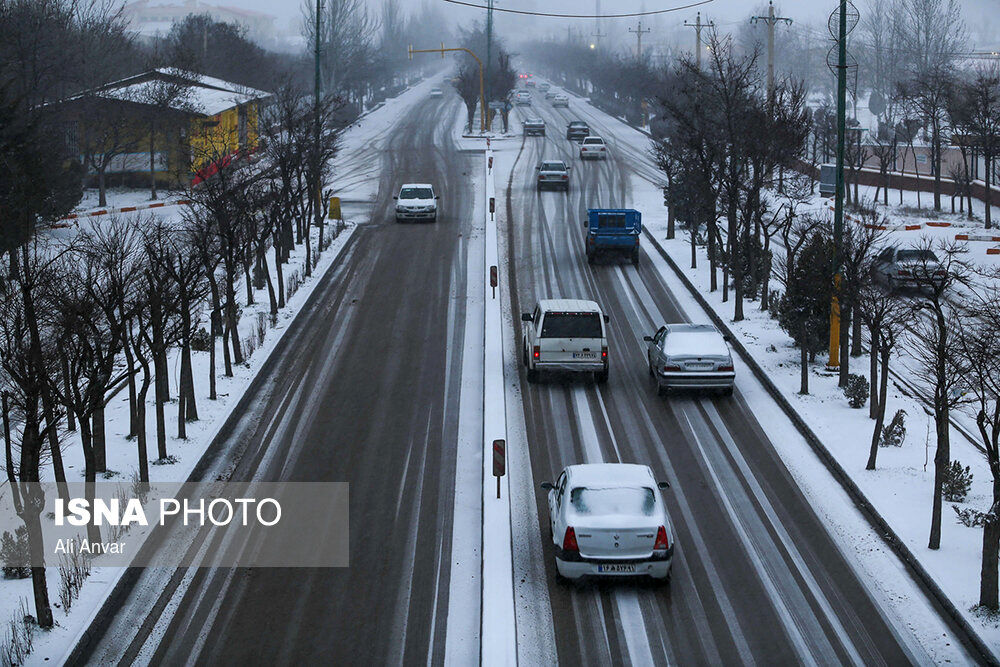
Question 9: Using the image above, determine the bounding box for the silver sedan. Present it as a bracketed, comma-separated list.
[644, 323, 735, 396]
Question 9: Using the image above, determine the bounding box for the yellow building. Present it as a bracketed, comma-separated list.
[63, 68, 270, 186]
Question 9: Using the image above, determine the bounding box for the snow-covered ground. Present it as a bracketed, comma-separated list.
[3, 77, 434, 664]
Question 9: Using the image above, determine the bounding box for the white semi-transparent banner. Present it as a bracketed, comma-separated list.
[0, 482, 349, 568]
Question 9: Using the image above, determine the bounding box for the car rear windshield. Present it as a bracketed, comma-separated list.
[399, 187, 433, 199]
[570, 487, 655, 516]
[583, 138, 603, 144]
[570, 122, 587, 128]
[897, 249, 939, 262]
[540, 312, 602, 338]
[541, 162, 565, 171]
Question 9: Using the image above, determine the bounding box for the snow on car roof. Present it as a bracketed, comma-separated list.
[538, 298, 601, 313]
[663, 324, 730, 357]
[565, 463, 656, 487]
[400, 183, 433, 189]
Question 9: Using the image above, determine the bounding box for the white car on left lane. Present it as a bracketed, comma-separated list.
[394, 183, 439, 223]
[541, 463, 675, 582]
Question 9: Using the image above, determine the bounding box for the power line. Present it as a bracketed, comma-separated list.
[438, 0, 714, 19]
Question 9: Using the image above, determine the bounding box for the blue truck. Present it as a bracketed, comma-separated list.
[584, 208, 642, 266]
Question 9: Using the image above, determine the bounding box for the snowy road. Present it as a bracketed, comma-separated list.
[69, 92, 483, 665]
[503, 96, 938, 665]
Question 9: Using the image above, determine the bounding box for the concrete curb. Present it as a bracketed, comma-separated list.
[58, 199, 192, 223]
[643, 230, 999, 667]
[63, 226, 360, 665]
[480, 143, 517, 666]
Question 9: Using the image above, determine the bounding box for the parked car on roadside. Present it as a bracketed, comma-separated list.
[873, 246, 948, 290]
[536, 160, 571, 191]
[541, 463, 674, 582]
[643, 323, 735, 396]
[522, 299, 609, 383]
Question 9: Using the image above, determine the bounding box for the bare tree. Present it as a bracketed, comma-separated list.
[904, 240, 971, 549]
[954, 67, 1000, 229]
[857, 281, 907, 469]
[960, 285, 1000, 610]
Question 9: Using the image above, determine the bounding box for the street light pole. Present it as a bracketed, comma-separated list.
[828, 0, 849, 371]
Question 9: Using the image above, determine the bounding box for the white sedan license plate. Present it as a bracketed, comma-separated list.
[573, 352, 596, 359]
[598, 564, 637, 573]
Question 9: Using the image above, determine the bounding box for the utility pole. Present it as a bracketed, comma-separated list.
[592, 0, 605, 47]
[750, 1, 792, 98]
[485, 0, 494, 131]
[683, 12, 713, 70]
[628, 20, 651, 60]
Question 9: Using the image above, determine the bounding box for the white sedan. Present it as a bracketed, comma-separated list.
[579, 136, 608, 160]
[541, 463, 674, 582]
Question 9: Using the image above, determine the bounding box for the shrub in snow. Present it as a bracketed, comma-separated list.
[880, 410, 906, 447]
[0, 527, 30, 579]
[57, 540, 92, 614]
[0, 598, 35, 665]
[942, 460, 973, 502]
[953, 505, 987, 528]
[191, 327, 212, 352]
[843, 374, 869, 408]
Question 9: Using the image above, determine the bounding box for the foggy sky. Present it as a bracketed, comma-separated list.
[154, 0, 999, 49]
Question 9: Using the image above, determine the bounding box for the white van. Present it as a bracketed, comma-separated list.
[521, 299, 609, 383]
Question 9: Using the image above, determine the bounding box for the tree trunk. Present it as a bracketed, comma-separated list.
[150, 121, 158, 201]
[868, 331, 879, 420]
[180, 304, 197, 422]
[42, 396, 68, 501]
[2, 393, 22, 515]
[851, 310, 863, 357]
[690, 225, 697, 269]
[275, 238, 285, 309]
[981, 490, 1000, 610]
[929, 401, 950, 550]
[93, 405, 106, 473]
[262, 248, 278, 316]
[123, 335, 138, 438]
[867, 345, 891, 470]
[23, 510, 54, 629]
[666, 202, 675, 240]
[61, 354, 75, 432]
[77, 416, 103, 545]
[986, 160, 993, 229]
[708, 219, 717, 292]
[839, 306, 850, 388]
[136, 382, 150, 483]
[799, 322, 809, 395]
[224, 269, 244, 365]
[760, 239, 771, 312]
[98, 169, 107, 207]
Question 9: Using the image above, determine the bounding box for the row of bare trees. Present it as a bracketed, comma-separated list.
[0, 70, 341, 632]
[653, 36, 811, 324]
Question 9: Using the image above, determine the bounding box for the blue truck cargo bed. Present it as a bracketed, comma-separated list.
[585, 209, 641, 266]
